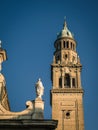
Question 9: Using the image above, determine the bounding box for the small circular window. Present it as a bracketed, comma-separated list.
[66, 111, 70, 119]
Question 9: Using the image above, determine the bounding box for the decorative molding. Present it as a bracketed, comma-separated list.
[51, 88, 84, 93]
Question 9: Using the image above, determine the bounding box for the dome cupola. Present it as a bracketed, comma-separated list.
[57, 21, 73, 39]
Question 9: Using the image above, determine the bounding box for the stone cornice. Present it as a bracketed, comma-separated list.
[0, 119, 58, 129]
[51, 88, 84, 93]
[51, 63, 82, 68]
[54, 37, 76, 45]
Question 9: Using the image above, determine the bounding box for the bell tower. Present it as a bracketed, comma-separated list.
[51, 21, 84, 130]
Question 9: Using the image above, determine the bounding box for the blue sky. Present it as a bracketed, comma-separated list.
[0, 0, 98, 129]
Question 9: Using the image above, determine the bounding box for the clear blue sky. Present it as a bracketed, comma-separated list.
[0, 0, 98, 129]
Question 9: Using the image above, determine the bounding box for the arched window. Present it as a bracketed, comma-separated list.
[64, 74, 70, 88]
[71, 42, 72, 49]
[63, 41, 66, 48]
[59, 77, 62, 88]
[66, 41, 69, 48]
[72, 78, 76, 87]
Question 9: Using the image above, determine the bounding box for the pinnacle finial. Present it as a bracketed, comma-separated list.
[63, 16, 67, 29]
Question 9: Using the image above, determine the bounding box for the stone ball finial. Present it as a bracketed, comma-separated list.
[35, 78, 44, 99]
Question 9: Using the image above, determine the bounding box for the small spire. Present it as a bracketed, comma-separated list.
[63, 16, 67, 29]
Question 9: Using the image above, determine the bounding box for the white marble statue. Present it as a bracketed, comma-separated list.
[35, 78, 44, 99]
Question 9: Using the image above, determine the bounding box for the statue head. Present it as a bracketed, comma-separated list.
[35, 78, 44, 99]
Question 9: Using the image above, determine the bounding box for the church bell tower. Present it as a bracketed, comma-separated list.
[51, 21, 84, 130]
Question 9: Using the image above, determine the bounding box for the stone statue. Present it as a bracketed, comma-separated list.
[35, 78, 44, 99]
